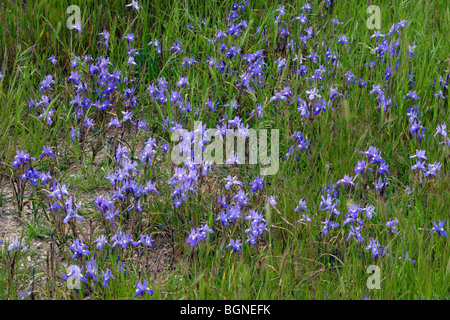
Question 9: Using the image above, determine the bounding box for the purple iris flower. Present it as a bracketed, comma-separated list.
[429, 221, 447, 237]
[134, 279, 153, 298]
[225, 239, 242, 253]
[101, 269, 115, 287]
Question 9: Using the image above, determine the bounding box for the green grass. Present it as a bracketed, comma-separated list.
[0, 0, 449, 300]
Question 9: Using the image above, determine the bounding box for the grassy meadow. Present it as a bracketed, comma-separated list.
[0, 0, 449, 300]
